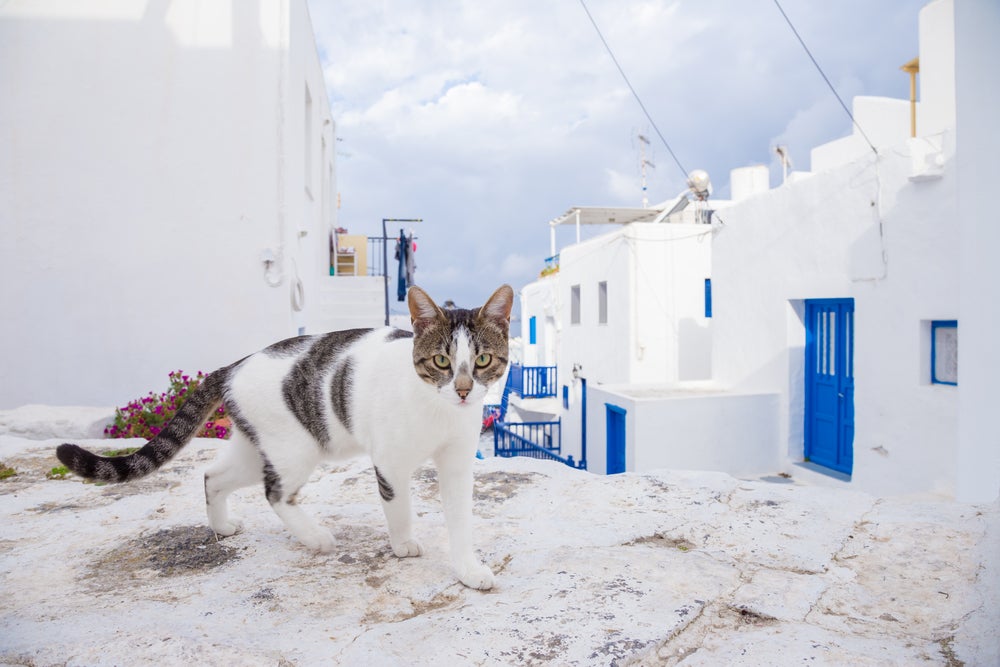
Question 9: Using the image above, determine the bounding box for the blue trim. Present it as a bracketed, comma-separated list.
[529, 316, 537, 345]
[704, 278, 712, 318]
[507, 363, 558, 398]
[931, 320, 958, 386]
[580, 378, 588, 470]
[606, 403, 627, 475]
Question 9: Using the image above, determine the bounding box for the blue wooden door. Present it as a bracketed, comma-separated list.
[804, 299, 854, 475]
[606, 404, 627, 474]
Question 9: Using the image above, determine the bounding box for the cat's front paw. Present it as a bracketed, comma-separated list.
[300, 528, 336, 553]
[211, 518, 244, 538]
[390, 538, 423, 558]
[457, 562, 495, 590]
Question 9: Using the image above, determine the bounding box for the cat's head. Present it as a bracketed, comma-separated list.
[407, 285, 514, 407]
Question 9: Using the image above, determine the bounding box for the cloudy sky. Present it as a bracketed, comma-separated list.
[304, 0, 926, 318]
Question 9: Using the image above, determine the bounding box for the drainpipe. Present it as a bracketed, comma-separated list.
[900, 57, 919, 138]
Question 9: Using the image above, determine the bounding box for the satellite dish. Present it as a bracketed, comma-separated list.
[687, 169, 711, 200]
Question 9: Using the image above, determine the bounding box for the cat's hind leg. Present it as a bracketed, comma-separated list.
[204, 431, 261, 537]
[260, 445, 334, 553]
[373, 464, 423, 558]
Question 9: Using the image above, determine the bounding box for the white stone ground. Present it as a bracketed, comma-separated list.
[1, 406, 997, 666]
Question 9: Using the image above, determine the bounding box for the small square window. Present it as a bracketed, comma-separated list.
[931, 320, 957, 385]
[570, 285, 581, 325]
[598, 281, 608, 324]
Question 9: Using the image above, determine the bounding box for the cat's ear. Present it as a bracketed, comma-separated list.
[408, 286, 445, 335]
[478, 284, 514, 327]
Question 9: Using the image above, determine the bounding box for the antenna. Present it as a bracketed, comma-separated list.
[637, 132, 655, 208]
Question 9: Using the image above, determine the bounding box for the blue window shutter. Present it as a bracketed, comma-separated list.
[704, 278, 712, 318]
[529, 316, 537, 345]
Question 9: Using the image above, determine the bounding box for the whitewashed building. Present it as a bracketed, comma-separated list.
[0, 0, 340, 407]
[520, 0, 1000, 502]
[518, 193, 733, 470]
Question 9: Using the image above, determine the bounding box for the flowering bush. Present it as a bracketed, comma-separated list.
[105, 371, 231, 440]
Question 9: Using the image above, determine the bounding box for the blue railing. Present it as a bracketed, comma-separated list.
[507, 363, 557, 399]
[489, 364, 585, 470]
[494, 419, 581, 468]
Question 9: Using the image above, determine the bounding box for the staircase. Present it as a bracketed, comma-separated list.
[492, 364, 585, 470]
[312, 276, 385, 333]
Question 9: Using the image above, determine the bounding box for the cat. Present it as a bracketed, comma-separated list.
[56, 284, 514, 590]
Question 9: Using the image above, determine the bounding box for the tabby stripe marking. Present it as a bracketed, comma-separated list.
[374, 466, 394, 502]
[330, 357, 355, 434]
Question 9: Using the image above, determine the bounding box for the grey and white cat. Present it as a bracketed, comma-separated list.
[57, 284, 513, 590]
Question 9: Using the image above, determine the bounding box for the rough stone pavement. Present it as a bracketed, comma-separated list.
[1, 431, 997, 666]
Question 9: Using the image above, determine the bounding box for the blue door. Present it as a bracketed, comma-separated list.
[606, 404, 627, 474]
[804, 299, 854, 475]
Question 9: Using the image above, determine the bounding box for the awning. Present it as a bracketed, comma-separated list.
[547, 206, 662, 227]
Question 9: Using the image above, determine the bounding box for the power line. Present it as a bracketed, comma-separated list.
[578, 0, 690, 181]
[773, 0, 878, 155]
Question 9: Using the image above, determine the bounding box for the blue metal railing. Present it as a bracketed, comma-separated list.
[494, 419, 581, 468]
[507, 363, 557, 399]
[489, 364, 585, 470]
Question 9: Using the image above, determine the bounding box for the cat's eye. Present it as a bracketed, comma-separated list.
[475, 353, 492, 368]
[432, 354, 451, 369]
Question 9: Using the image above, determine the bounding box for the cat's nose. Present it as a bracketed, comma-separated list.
[455, 372, 473, 400]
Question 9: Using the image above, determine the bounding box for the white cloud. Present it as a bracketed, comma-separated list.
[307, 0, 928, 309]
[499, 252, 537, 281]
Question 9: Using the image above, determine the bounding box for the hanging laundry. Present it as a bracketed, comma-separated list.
[405, 229, 417, 289]
[396, 229, 408, 301]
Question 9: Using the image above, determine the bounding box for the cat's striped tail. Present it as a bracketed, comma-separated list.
[56, 368, 230, 483]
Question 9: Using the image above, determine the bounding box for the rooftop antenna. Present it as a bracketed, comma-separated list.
[638, 133, 655, 208]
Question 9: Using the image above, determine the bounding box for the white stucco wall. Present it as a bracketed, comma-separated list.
[554, 222, 712, 391]
[713, 137, 960, 496]
[629, 223, 713, 384]
[954, 0, 1000, 502]
[714, 118, 964, 499]
[519, 278, 559, 368]
[918, 0, 956, 137]
[585, 385, 780, 477]
[556, 231, 631, 388]
[0, 0, 335, 408]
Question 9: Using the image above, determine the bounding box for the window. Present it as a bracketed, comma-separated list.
[598, 281, 608, 324]
[931, 320, 957, 385]
[704, 278, 712, 318]
[570, 284, 581, 325]
[529, 316, 537, 345]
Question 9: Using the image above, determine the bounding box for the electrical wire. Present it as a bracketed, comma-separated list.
[578, 0, 690, 181]
[772, 0, 878, 155]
